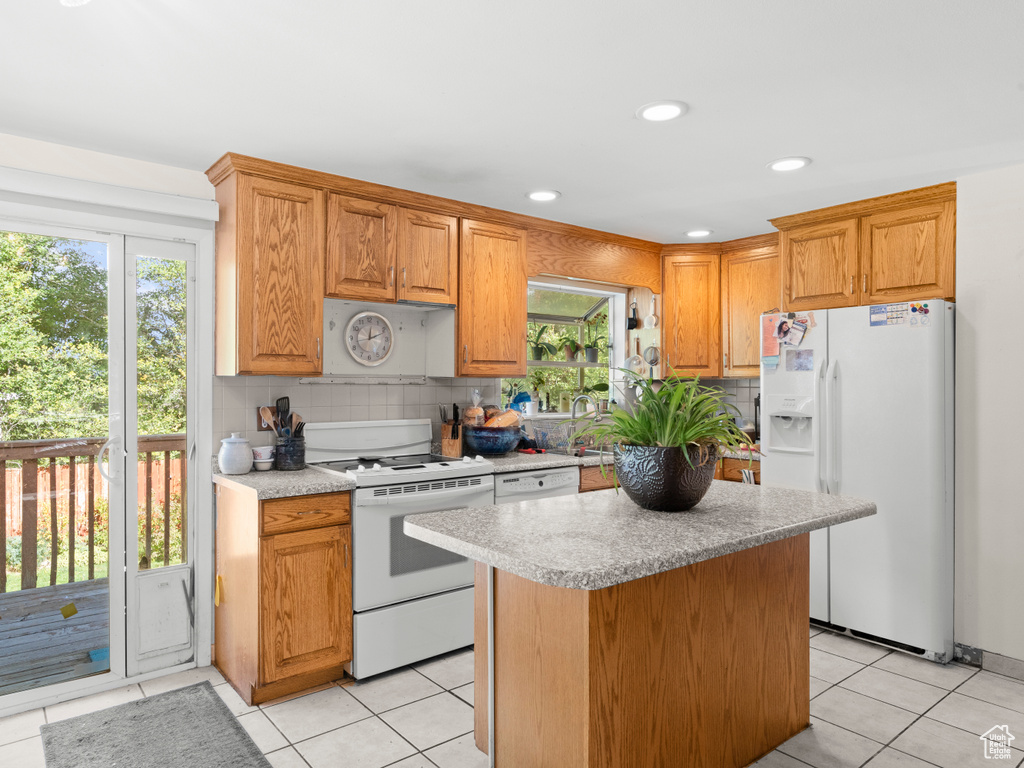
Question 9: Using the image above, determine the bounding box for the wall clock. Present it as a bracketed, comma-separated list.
[345, 311, 394, 366]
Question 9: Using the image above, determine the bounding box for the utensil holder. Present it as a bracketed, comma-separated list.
[441, 422, 463, 458]
[275, 436, 306, 471]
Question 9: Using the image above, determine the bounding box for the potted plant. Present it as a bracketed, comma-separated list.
[528, 370, 547, 405]
[583, 313, 606, 363]
[560, 333, 583, 362]
[528, 325, 558, 361]
[573, 373, 751, 511]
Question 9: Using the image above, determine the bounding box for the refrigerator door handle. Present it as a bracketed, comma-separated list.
[815, 359, 827, 493]
[825, 358, 840, 494]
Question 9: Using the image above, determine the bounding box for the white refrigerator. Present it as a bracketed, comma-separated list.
[760, 301, 954, 662]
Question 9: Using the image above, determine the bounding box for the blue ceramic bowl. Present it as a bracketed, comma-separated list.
[462, 425, 522, 455]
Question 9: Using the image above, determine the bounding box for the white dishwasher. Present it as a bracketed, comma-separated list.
[494, 465, 580, 503]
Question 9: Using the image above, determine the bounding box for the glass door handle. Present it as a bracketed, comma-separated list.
[98, 436, 120, 481]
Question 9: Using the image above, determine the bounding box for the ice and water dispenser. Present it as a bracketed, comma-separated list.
[764, 393, 815, 453]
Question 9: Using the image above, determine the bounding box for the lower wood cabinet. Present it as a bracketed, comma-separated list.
[579, 465, 615, 492]
[214, 485, 352, 705]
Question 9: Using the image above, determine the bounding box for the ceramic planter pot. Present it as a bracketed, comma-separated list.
[613, 443, 717, 512]
[530, 346, 545, 361]
[584, 346, 599, 363]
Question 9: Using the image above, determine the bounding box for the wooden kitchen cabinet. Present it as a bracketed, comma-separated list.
[214, 484, 352, 705]
[325, 194, 397, 302]
[325, 196, 458, 305]
[458, 218, 528, 377]
[210, 168, 325, 376]
[720, 234, 781, 378]
[773, 183, 956, 311]
[779, 218, 860, 311]
[860, 200, 955, 305]
[662, 247, 721, 378]
[579, 465, 615, 492]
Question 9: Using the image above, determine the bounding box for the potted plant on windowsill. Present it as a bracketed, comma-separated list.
[560, 334, 583, 362]
[528, 325, 558, 361]
[573, 373, 751, 512]
[583, 313, 606, 363]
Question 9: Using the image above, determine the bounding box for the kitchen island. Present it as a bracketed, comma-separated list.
[405, 480, 875, 768]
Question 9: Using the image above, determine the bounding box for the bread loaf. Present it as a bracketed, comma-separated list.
[483, 409, 520, 428]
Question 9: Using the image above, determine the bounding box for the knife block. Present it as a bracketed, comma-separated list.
[441, 423, 463, 458]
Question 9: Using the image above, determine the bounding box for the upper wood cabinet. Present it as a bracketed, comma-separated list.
[458, 219, 527, 377]
[325, 196, 458, 305]
[662, 248, 721, 378]
[325, 194, 397, 302]
[721, 235, 781, 378]
[773, 183, 956, 311]
[398, 208, 458, 304]
[213, 172, 324, 376]
[860, 200, 955, 305]
[780, 219, 859, 311]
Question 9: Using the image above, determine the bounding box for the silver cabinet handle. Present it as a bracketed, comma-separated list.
[849, 275, 854, 294]
[316, 337, 320, 360]
[862, 274, 867, 293]
[402, 266, 406, 287]
[463, 345, 468, 364]
[344, 543, 349, 569]
[389, 266, 394, 286]
[723, 352, 729, 370]
[296, 510, 322, 516]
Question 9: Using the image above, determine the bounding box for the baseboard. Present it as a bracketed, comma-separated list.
[983, 651, 1024, 682]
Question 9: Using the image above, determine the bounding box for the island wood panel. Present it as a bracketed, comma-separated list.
[234, 175, 324, 375]
[721, 457, 761, 484]
[662, 248, 721, 377]
[398, 208, 458, 305]
[325, 194, 397, 302]
[781, 219, 859, 311]
[475, 534, 810, 768]
[527, 229, 662, 293]
[259, 525, 352, 684]
[860, 200, 955, 303]
[260, 492, 351, 536]
[214, 484, 261, 703]
[720, 235, 781, 377]
[458, 219, 527, 377]
[579, 465, 615, 492]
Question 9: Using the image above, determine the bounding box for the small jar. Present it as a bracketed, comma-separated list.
[218, 433, 253, 475]
[275, 436, 306, 471]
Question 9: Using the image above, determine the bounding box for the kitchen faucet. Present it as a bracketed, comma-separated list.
[569, 395, 602, 452]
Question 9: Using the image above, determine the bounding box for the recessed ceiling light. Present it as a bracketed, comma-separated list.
[635, 101, 689, 122]
[60, 0, 92, 6]
[686, 230, 712, 238]
[769, 156, 812, 172]
[527, 190, 560, 202]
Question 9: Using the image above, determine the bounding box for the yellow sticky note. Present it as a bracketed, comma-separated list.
[60, 603, 78, 619]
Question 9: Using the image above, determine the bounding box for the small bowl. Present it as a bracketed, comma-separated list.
[253, 459, 274, 471]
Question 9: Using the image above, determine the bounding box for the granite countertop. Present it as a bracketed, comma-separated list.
[404, 481, 875, 590]
[212, 467, 355, 500]
[721, 446, 762, 462]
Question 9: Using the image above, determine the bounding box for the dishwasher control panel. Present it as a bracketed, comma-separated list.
[494, 466, 581, 501]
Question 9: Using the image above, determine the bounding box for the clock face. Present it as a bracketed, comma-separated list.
[346, 311, 394, 367]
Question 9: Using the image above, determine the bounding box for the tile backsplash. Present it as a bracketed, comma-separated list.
[212, 376, 501, 447]
[702, 378, 760, 424]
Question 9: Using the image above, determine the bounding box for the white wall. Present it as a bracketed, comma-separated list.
[955, 162, 1024, 661]
[0, 132, 213, 200]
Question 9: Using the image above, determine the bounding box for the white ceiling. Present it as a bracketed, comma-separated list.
[4, 0, 1024, 242]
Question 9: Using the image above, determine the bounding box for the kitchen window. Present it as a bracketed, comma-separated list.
[503, 280, 626, 414]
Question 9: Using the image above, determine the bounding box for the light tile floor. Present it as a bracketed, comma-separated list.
[2, 631, 1024, 768]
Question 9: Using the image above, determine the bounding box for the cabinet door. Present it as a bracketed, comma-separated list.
[398, 209, 458, 305]
[860, 200, 955, 304]
[325, 194, 397, 301]
[662, 251, 721, 378]
[236, 175, 324, 375]
[259, 526, 352, 684]
[781, 219, 859, 311]
[458, 219, 527, 377]
[721, 244, 781, 377]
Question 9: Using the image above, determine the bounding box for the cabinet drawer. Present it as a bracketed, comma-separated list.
[721, 458, 760, 484]
[261, 492, 351, 536]
[579, 465, 616, 493]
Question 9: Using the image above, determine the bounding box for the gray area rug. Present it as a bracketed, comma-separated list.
[40, 681, 271, 768]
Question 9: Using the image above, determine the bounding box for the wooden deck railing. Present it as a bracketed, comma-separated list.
[0, 434, 186, 593]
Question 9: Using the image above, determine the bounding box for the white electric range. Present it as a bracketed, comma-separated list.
[306, 419, 494, 679]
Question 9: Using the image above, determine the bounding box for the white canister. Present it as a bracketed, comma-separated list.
[218, 433, 254, 475]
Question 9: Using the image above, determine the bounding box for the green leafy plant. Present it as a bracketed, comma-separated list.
[527, 325, 558, 360]
[528, 370, 547, 392]
[559, 334, 582, 360]
[573, 372, 751, 468]
[584, 313, 606, 349]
